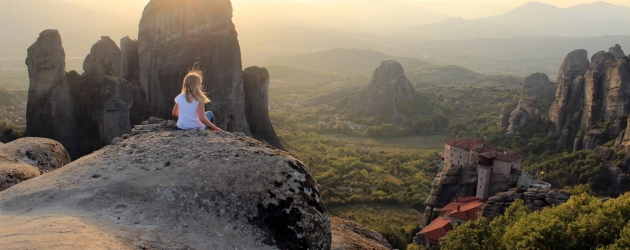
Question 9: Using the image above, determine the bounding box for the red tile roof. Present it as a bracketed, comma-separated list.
[480, 151, 521, 163]
[422, 196, 484, 244]
[420, 217, 453, 244]
[445, 138, 499, 152]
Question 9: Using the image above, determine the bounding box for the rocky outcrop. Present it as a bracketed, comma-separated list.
[581, 52, 615, 130]
[502, 73, 551, 132]
[79, 37, 133, 145]
[582, 129, 603, 150]
[498, 107, 512, 128]
[477, 188, 570, 219]
[551, 46, 630, 151]
[83, 36, 121, 80]
[138, 0, 250, 135]
[0, 138, 71, 191]
[610, 44, 626, 60]
[120, 36, 139, 81]
[0, 119, 331, 249]
[351, 60, 415, 124]
[508, 98, 538, 133]
[243, 67, 283, 149]
[24, 29, 80, 158]
[603, 58, 630, 122]
[549, 50, 590, 150]
[331, 217, 392, 250]
[523, 72, 552, 98]
[424, 164, 479, 211]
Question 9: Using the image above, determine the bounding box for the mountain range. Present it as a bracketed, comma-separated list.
[408, 1, 630, 40]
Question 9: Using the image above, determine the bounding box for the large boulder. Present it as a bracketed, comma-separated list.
[0, 120, 331, 249]
[331, 217, 392, 250]
[243, 66, 283, 149]
[24, 29, 80, 158]
[351, 60, 415, 124]
[0, 138, 71, 191]
[581, 52, 615, 130]
[138, 0, 251, 135]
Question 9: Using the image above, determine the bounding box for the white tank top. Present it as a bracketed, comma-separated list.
[175, 93, 205, 130]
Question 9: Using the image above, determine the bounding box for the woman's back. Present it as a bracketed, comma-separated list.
[175, 93, 205, 130]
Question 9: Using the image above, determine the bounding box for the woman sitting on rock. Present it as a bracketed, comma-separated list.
[172, 69, 224, 132]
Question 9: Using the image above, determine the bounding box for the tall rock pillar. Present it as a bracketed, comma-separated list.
[138, 0, 250, 135]
[25, 29, 80, 158]
[243, 67, 283, 149]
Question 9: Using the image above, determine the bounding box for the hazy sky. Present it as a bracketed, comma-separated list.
[62, 0, 630, 13]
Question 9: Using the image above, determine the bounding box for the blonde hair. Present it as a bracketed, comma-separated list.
[181, 69, 210, 104]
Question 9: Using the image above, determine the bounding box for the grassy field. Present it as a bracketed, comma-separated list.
[321, 134, 445, 154]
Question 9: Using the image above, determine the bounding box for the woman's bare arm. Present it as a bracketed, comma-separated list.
[197, 102, 223, 132]
[172, 103, 179, 117]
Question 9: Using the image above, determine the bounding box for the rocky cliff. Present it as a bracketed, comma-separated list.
[580, 52, 615, 131]
[549, 46, 630, 151]
[120, 36, 140, 81]
[0, 119, 331, 249]
[350, 60, 415, 124]
[243, 67, 283, 149]
[549, 50, 590, 150]
[24, 30, 80, 158]
[138, 0, 250, 135]
[0, 138, 71, 191]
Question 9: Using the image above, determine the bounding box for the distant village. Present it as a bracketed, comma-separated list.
[0, 103, 26, 126]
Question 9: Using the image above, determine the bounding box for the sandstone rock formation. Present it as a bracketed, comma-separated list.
[550, 46, 630, 151]
[610, 44, 626, 60]
[523, 72, 552, 98]
[83, 36, 121, 80]
[580, 52, 615, 130]
[331, 217, 392, 250]
[120, 36, 139, 81]
[477, 188, 570, 219]
[24, 29, 80, 158]
[138, 0, 250, 135]
[0, 138, 71, 191]
[351, 60, 415, 124]
[549, 49, 590, 149]
[0, 119, 330, 249]
[501, 73, 551, 132]
[508, 98, 538, 133]
[498, 107, 512, 128]
[603, 58, 630, 122]
[243, 67, 283, 149]
[78, 37, 133, 145]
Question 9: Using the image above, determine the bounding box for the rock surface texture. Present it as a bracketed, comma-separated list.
[0, 119, 331, 249]
[138, 0, 250, 135]
[331, 217, 392, 250]
[24, 30, 80, 158]
[477, 188, 571, 219]
[549, 49, 590, 149]
[120, 36, 140, 81]
[351, 60, 415, 124]
[243, 66, 283, 149]
[0, 138, 71, 191]
[550, 46, 630, 150]
[522, 72, 552, 98]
